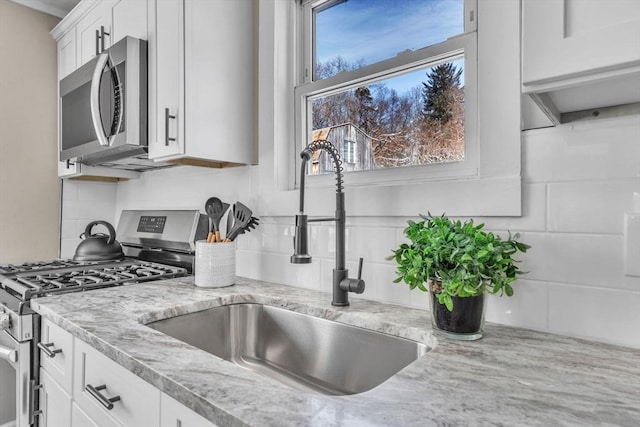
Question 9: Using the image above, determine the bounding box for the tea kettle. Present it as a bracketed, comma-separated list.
[73, 220, 125, 262]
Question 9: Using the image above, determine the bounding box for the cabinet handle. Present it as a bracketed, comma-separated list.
[86, 384, 121, 410]
[100, 25, 110, 53]
[165, 108, 177, 146]
[96, 26, 110, 55]
[37, 342, 62, 358]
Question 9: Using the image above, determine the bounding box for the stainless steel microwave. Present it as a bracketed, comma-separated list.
[59, 36, 147, 165]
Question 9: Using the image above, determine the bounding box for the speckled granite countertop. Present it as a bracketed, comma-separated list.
[32, 277, 640, 426]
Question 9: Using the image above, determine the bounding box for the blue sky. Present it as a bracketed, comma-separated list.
[315, 0, 464, 94]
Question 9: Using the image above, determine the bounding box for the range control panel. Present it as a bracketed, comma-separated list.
[137, 216, 167, 234]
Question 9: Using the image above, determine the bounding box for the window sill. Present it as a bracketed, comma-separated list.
[258, 175, 521, 218]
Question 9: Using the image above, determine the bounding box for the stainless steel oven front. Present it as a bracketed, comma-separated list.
[0, 295, 39, 427]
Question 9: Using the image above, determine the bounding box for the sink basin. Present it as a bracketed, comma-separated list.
[146, 303, 429, 395]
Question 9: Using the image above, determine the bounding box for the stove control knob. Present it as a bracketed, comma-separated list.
[0, 307, 10, 331]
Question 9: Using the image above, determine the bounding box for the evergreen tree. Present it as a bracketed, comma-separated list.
[354, 86, 376, 133]
[421, 63, 462, 123]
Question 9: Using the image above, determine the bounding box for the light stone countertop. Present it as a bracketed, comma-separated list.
[32, 277, 640, 427]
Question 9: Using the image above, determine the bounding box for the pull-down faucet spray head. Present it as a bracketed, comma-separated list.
[290, 148, 314, 264]
[290, 213, 312, 264]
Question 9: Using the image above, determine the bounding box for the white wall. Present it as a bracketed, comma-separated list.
[109, 115, 640, 349]
[0, 0, 61, 264]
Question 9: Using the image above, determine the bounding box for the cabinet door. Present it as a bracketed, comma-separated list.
[76, 0, 117, 67]
[40, 318, 74, 394]
[112, 0, 148, 43]
[39, 369, 72, 427]
[183, 0, 254, 164]
[522, 0, 640, 86]
[72, 402, 113, 427]
[73, 339, 160, 427]
[58, 30, 77, 79]
[148, 0, 185, 160]
[161, 393, 218, 427]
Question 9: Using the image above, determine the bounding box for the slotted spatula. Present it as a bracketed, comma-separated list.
[224, 202, 252, 242]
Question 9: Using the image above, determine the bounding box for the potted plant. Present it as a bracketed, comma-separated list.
[389, 213, 530, 340]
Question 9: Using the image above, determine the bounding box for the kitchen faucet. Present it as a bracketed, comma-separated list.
[290, 140, 365, 306]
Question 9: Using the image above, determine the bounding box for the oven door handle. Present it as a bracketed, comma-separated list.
[0, 344, 17, 363]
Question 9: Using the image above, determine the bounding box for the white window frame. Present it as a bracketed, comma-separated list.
[256, 0, 522, 218]
[343, 139, 355, 164]
[295, 0, 478, 189]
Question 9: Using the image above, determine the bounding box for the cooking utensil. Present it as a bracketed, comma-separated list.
[225, 202, 255, 241]
[205, 197, 229, 242]
[228, 216, 259, 241]
[73, 220, 125, 261]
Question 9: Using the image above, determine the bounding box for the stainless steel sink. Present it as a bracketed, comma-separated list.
[146, 303, 429, 395]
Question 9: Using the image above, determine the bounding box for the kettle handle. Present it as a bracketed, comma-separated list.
[83, 221, 117, 245]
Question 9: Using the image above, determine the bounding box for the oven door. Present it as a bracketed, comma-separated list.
[1, 329, 35, 427]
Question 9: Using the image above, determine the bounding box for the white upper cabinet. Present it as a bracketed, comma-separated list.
[148, 0, 255, 166]
[75, 0, 116, 67]
[112, 0, 148, 42]
[148, 0, 185, 160]
[522, 0, 640, 124]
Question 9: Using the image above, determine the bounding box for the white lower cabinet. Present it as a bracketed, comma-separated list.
[39, 369, 72, 427]
[72, 402, 103, 427]
[73, 339, 161, 427]
[161, 393, 218, 427]
[40, 318, 74, 394]
[38, 321, 218, 427]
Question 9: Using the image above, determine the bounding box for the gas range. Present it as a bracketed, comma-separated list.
[0, 259, 187, 301]
[0, 210, 208, 427]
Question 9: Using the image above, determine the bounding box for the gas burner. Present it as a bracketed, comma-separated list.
[0, 259, 101, 274]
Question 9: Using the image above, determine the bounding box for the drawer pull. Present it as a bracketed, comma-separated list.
[86, 384, 121, 410]
[37, 342, 62, 358]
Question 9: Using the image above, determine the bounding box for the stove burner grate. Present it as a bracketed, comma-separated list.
[0, 259, 103, 274]
[5, 261, 187, 300]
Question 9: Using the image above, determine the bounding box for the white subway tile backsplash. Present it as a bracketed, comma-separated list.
[351, 261, 431, 310]
[548, 284, 640, 348]
[520, 232, 630, 290]
[78, 181, 116, 201]
[485, 279, 549, 331]
[547, 181, 639, 234]
[60, 220, 77, 239]
[61, 180, 79, 201]
[60, 237, 80, 259]
[237, 250, 323, 291]
[523, 116, 640, 184]
[471, 183, 547, 232]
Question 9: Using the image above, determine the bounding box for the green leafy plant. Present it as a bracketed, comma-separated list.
[389, 213, 530, 311]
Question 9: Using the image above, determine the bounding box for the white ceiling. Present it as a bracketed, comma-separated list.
[10, 0, 80, 19]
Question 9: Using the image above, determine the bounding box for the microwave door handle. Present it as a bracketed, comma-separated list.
[90, 53, 123, 147]
[109, 60, 124, 143]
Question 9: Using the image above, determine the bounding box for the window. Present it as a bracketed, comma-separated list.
[343, 139, 355, 163]
[296, 0, 477, 183]
[256, 0, 522, 217]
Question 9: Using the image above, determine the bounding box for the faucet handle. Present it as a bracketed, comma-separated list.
[340, 258, 365, 294]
